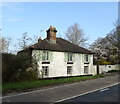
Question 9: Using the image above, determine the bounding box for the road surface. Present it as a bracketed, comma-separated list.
[56, 83, 120, 103]
[2, 74, 119, 103]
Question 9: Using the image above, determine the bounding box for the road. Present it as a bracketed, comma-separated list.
[56, 84, 120, 103]
[2, 74, 119, 103]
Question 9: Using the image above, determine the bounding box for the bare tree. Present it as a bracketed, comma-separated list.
[18, 32, 32, 50]
[32, 35, 39, 43]
[0, 37, 11, 53]
[31, 29, 44, 44]
[65, 23, 88, 47]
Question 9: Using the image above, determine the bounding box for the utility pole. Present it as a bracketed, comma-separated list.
[118, 2, 120, 70]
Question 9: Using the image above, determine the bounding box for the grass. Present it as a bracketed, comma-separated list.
[2, 74, 106, 94]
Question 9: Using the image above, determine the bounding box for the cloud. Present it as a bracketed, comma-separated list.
[5, 18, 21, 22]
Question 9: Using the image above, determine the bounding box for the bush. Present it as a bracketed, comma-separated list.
[2, 53, 38, 82]
[107, 70, 120, 73]
[98, 59, 111, 65]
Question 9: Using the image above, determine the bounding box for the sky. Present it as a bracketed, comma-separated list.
[1, 2, 118, 52]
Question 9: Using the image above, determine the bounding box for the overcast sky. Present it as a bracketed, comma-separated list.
[1, 2, 118, 52]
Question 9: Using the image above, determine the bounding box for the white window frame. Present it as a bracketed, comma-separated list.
[67, 66, 72, 74]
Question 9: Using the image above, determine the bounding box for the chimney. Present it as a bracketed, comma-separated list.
[38, 37, 42, 42]
[46, 26, 57, 44]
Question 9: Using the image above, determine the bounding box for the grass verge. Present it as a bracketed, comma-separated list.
[2, 74, 106, 94]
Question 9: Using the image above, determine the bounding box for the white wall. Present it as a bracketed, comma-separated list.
[92, 65, 97, 75]
[92, 65, 119, 75]
[32, 50, 94, 78]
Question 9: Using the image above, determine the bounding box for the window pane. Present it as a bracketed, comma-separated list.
[42, 66, 48, 76]
[84, 54, 88, 62]
[86, 55, 88, 61]
[42, 52, 45, 61]
[42, 51, 49, 61]
[84, 66, 88, 73]
[68, 53, 73, 61]
[68, 53, 69, 61]
[67, 66, 72, 74]
[70, 54, 72, 61]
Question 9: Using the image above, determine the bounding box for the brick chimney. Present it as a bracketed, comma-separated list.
[46, 26, 57, 44]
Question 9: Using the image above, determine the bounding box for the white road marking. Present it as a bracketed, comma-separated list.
[2, 82, 82, 99]
[54, 83, 119, 103]
[100, 88, 109, 92]
[2, 79, 119, 99]
[2, 79, 98, 99]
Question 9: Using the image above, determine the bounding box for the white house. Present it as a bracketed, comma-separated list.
[19, 26, 94, 78]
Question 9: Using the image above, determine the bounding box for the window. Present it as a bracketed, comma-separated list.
[42, 66, 49, 76]
[42, 51, 49, 61]
[68, 53, 73, 61]
[84, 66, 88, 74]
[64, 53, 74, 62]
[67, 66, 72, 74]
[84, 54, 89, 62]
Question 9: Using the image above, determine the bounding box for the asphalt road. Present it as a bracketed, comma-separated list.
[56, 84, 120, 103]
[2, 74, 119, 103]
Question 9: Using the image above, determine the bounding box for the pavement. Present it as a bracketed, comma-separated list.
[2, 74, 119, 103]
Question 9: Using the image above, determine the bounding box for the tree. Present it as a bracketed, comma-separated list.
[115, 25, 120, 65]
[0, 37, 11, 53]
[18, 32, 32, 50]
[89, 27, 119, 64]
[65, 23, 88, 47]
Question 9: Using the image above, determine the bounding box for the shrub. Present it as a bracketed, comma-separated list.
[2, 53, 38, 82]
[107, 70, 120, 73]
[98, 59, 111, 65]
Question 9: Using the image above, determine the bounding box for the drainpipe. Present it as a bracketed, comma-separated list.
[97, 64, 99, 74]
[97, 57, 100, 75]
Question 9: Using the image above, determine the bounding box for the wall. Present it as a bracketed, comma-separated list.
[32, 50, 94, 78]
[92, 65, 97, 75]
[92, 65, 119, 75]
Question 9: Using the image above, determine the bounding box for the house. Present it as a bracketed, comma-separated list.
[19, 26, 94, 78]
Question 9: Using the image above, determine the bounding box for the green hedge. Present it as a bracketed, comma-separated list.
[2, 53, 38, 82]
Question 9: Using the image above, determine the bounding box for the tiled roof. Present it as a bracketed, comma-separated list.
[29, 38, 93, 54]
